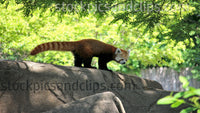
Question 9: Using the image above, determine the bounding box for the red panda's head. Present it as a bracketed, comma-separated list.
[114, 48, 130, 64]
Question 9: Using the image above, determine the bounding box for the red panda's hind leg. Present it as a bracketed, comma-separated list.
[74, 54, 83, 67]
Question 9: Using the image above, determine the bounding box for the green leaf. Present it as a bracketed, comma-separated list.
[170, 100, 185, 108]
[189, 97, 200, 106]
[174, 92, 184, 99]
[194, 89, 200, 96]
[157, 96, 176, 105]
[183, 88, 200, 98]
[179, 76, 189, 89]
[180, 107, 197, 113]
[197, 109, 200, 113]
[183, 91, 196, 98]
[189, 31, 196, 36]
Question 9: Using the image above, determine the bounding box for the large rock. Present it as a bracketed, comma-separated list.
[0, 60, 186, 113]
[43, 91, 126, 113]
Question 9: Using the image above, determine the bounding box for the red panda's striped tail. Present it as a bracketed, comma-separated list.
[30, 41, 76, 55]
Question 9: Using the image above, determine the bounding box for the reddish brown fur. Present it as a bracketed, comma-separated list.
[30, 39, 117, 57]
[30, 41, 77, 55]
[30, 39, 129, 70]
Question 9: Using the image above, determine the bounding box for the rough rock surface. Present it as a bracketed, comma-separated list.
[0, 60, 187, 113]
[43, 91, 126, 113]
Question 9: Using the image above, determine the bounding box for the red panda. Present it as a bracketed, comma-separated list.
[30, 39, 129, 70]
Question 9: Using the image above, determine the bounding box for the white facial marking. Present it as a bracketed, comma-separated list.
[115, 56, 121, 62]
[120, 59, 126, 64]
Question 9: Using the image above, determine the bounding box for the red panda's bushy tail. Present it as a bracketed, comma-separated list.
[30, 41, 76, 55]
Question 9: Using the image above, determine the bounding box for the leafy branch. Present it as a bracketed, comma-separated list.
[157, 76, 200, 113]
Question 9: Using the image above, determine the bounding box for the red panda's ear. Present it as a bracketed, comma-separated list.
[115, 48, 122, 54]
[128, 50, 130, 55]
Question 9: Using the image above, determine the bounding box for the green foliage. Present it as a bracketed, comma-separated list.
[0, 0, 200, 76]
[157, 76, 200, 113]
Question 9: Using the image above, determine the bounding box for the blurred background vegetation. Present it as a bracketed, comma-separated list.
[0, 0, 200, 79]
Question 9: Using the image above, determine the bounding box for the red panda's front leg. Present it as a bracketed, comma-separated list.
[98, 57, 111, 71]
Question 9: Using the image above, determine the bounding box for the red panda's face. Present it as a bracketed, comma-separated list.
[114, 48, 129, 64]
